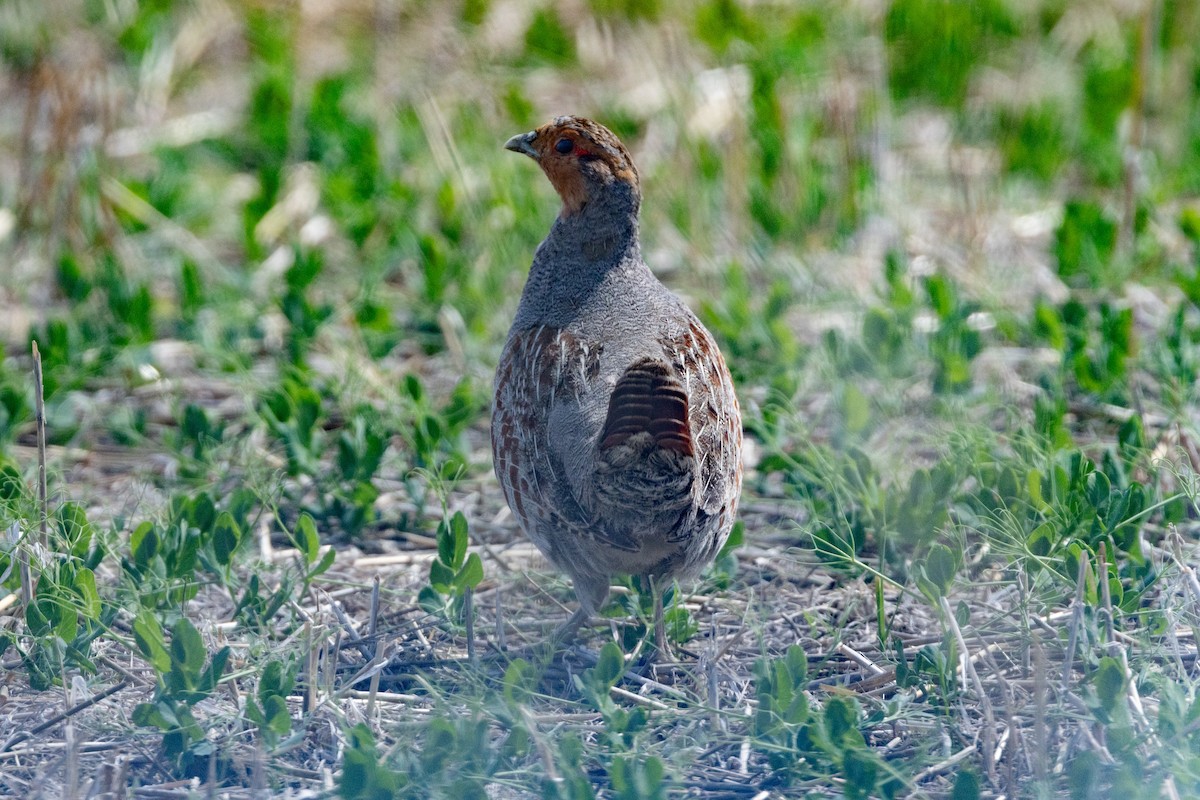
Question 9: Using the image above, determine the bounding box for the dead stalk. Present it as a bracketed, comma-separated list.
[940, 595, 996, 783]
[1062, 550, 1090, 693]
[466, 586, 478, 664]
[33, 341, 47, 548]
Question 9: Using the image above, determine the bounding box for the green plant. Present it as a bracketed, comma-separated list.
[1032, 297, 1134, 399]
[340, 724, 407, 799]
[132, 615, 232, 775]
[279, 247, 334, 366]
[12, 503, 111, 689]
[122, 492, 246, 612]
[419, 510, 483, 620]
[1054, 200, 1119, 289]
[401, 374, 482, 477]
[885, 0, 1016, 109]
[259, 374, 389, 535]
[0, 355, 31, 443]
[575, 642, 666, 798]
[759, 442, 964, 573]
[306, 75, 381, 248]
[996, 103, 1070, 182]
[4, 3, 1200, 796]
[923, 274, 983, 394]
[245, 658, 298, 749]
[232, 513, 334, 631]
[1080, 42, 1135, 187]
[176, 403, 226, 465]
[751, 644, 810, 760]
[700, 263, 802, 394]
[238, 6, 296, 259]
[339, 711, 531, 800]
[751, 647, 901, 797]
[522, 8, 576, 66]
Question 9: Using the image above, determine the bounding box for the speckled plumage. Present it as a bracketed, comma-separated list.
[492, 116, 742, 640]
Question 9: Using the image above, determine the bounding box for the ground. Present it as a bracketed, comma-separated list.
[1, 1, 1199, 798]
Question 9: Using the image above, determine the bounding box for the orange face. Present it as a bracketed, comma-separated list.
[505, 116, 640, 215]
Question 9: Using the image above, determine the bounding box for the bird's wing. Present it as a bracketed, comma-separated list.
[493, 325, 640, 553]
[661, 314, 742, 521]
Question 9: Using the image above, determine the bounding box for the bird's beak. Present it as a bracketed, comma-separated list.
[504, 130, 538, 159]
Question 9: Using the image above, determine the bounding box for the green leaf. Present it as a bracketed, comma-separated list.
[170, 618, 206, 676]
[1026, 468, 1048, 510]
[296, 513, 320, 564]
[453, 552, 483, 591]
[189, 492, 216, 533]
[131, 521, 159, 568]
[590, 641, 625, 692]
[716, 521, 744, 559]
[1095, 656, 1125, 715]
[417, 585, 443, 615]
[785, 644, 808, 687]
[664, 604, 698, 644]
[843, 747, 878, 800]
[309, 546, 336, 579]
[841, 384, 870, 434]
[260, 660, 287, 698]
[503, 659, 533, 706]
[134, 611, 170, 674]
[420, 718, 457, 773]
[54, 605, 78, 641]
[56, 502, 95, 557]
[403, 374, 424, 403]
[1027, 522, 1055, 558]
[524, 7, 576, 65]
[429, 559, 455, 593]
[263, 694, 291, 735]
[437, 517, 454, 566]
[951, 769, 981, 800]
[1068, 750, 1100, 800]
[212, 511, 240, 566]
[180, 403, 209, 441]
[451, 511, 469, 567]
[921, 543, 957, 599]
[73, 568, 101, 620]
[823, 695, 857, 746]
[245, 697, 265, 726]
[201, 646, 231, 694]
[340, 723, 401, 799]
[132, 700, 173, 731]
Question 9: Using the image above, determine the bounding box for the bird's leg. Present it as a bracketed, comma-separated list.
[553, 606, 590, 644]
[650, 574, 670, 660]
[553, 574, 609, 647]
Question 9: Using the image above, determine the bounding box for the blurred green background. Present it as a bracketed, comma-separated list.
[1, 1, 1199, 796]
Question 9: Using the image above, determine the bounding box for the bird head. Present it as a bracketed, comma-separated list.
[505, 116, 641, 216]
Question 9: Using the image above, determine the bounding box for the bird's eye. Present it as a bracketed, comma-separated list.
[554, 137, 574, 154]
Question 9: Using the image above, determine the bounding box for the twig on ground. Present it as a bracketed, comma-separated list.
[465, 587, 476, 665]
[33, 341, 47, 549]
[494, 584, 506, 651]
[912, 744, 976, 784]
[1063, 552, 1090, 692]
[940, 595, 996, 783]
[836, 642, 886, 675]
[0, 681, 129, 752]
[368, 576, 380, 660]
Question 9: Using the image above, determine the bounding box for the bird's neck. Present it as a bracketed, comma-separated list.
[515, 191, 647, 324]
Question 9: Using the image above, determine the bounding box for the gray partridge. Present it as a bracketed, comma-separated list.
[492, 116, 742, 651]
